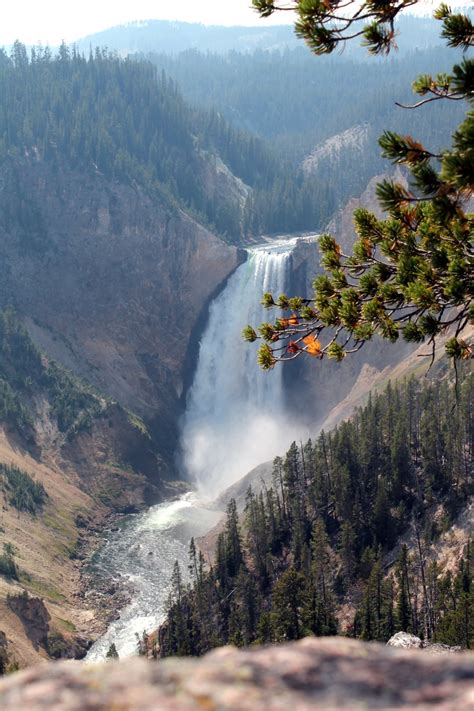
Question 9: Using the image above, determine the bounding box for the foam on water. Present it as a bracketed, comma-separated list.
[85, 494, 221, 660]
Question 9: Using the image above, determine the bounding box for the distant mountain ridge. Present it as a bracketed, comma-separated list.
[76, 16, 447, 57]
[76, 21, 300, 56]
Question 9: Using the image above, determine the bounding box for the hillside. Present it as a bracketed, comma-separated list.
[144, 43, 464, 211]
[0, 309, 187, 668]
[158, 371, 473, 657]
[1, 44, 356, 241]
[0, 8, 471, 679]
[0, 44, 415, 475]
[0, 46, 249, 667]
[0, 47, 253, 455]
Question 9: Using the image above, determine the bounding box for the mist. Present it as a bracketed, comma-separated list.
[182, 407, 313, 499]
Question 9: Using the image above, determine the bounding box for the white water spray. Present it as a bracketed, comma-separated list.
[180, 237, 308, 497]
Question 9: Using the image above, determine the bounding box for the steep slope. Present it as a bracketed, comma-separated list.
[145, 41, 464, 224]
[0, 158, 242, 463]
[0, 48, 250, 667]
[283, 170, 415, 426]
[302, 124, 370, 177]
[0, 48, 249, 466]
[0, 311, 186, 668]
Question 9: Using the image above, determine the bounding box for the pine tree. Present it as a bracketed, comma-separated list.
[270, 566, 305, 642]
[106, 642, 119, 659]
[224, 498, 244, 578]
[158, 376, 472, 657]
[246, 3, 473, 370]
[396, 545, 413, 633]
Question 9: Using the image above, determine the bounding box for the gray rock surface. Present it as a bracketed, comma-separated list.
[0, 637, 473, 710]
[387, 631, 423, 649]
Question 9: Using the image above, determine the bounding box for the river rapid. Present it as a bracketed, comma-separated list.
[86, 493, 222, 660]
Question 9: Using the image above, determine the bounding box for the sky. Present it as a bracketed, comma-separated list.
[0, 0, 292, 46]
[1, 0, 467, 47]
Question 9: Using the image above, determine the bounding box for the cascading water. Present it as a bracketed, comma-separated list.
[85, 493, 222, 660]
[180, 237, 304, 497]
[86, 236, 309, 660]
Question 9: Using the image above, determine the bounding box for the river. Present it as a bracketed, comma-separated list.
[86, 493, 222, 660]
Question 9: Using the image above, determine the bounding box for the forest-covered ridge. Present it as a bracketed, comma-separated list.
[0, 42, 338, 241]
[158, 372, 473, 656]
[0, 38, 467, 242]
[76, 15, 447, 57]
[145, 45, 463, 155]
[143, 43, 466, 216]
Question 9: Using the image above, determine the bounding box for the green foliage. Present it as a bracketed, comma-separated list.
[43, 362, 103, 434]
[0, 463, 47, 514]
[47, 631, 71, 659]
[254, 0, 471, 57]
[0, 379, 32, 435]
[106, 642, 119, 659]
[0, 42, 337, 242]
[242, 325, 258, 343]
[150, 44, 463, 218]
[435, 4, 474, 49]
[433, 543, 473, 647]
[159, 375, 473, 656]
[0, 638, 7, 675]
[0, 307, 106, 439]
[0, 544, 18, 580]
[247, 6, 473, 368]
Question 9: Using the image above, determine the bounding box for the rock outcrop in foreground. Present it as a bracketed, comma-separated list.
[0, 637, 472, 710]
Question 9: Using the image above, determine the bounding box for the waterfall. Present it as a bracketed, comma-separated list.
[180, 237, 306, 497]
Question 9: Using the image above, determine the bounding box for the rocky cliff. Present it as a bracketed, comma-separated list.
[284, 173, 415, 426]
[0, 158, 243, 468]
[0, 637, 472, 710]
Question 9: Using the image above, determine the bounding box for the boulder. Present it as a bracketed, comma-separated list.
[0, 637, 473, 710]
[387, 631, 423, 649]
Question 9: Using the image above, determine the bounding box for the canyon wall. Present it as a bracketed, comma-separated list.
[0, 158, 244, 468]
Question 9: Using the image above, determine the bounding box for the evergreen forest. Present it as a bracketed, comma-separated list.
[0, 41, 466, 241]
[146, 44, 466, 221]
[0, 42, 330, 241]
[159, 373, 473, 655]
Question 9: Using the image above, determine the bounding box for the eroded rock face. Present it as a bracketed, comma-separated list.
[284, 170, 414, 428]
[0, 637, 472, 710]
[7, 594, 50, 651]
[0, 159, 243, 465]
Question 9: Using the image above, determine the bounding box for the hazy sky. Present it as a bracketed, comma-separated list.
[0, 1, 292, 46]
